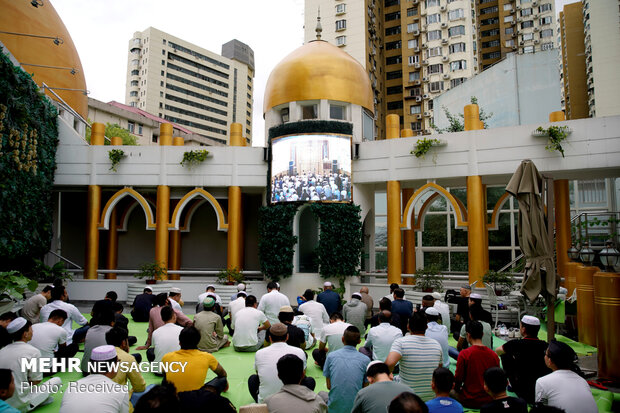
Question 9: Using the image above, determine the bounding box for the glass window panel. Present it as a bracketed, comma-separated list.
[424, 252, 448, 270]
[450, 215, 468, 246]
[429, 196, 447, 212]
[487, 187, 506, 210]
[450, 188, 467, 208]
[375, 251, 388, 271]
[450, 252, 468, 271]
[422, 214, 448, 246]
[375, 192, 387, 215]
[489, 250, 513, 271]
[375, 216, 387, 247]
[489, 213, 512, 246]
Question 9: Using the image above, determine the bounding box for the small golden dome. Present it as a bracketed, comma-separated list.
[263, 40, 374, 115]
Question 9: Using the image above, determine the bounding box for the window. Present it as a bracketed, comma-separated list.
[448, 9, 465, 20]
[386, 40, 402, 50]
[385, 11, 400, 21]
[505, 27, 514, 35]
[521, 21, 534, 29]
[410, 105, 421, 114]
[539, 3, 552, 12]
[523, 46, 534, 53]
[522, 33, 534, 41]
[429, 81, 444, 92]
[336, 35, 346, 46]
[482, 40, 500, 48]
[480, 6, 498, 14]
[427, 13, 441, 24]
[387, 86, 402, 95]
[131, 59, 139, 66]
[330, 104, 346, 120]
[521, 8, 532, 16]
[129, 91, 138, 97]
[127, 121, 135, 133]
[137, 124, 143, 135]
[450, 77, 465, 88]
[504, 15, 514, 23]
[448, 25, 465, 37]
[386, 70, 402, 79]
[426, 0, 440, 7]
[541, 42, 554, 51]
[302, 104, 318, 119]
[410, 87, 422, 96]
[540, 29, 553, 38]
[363, 110, 374, 141]
[503, 4, 512, 11]
[480, 17, 499, 26]
[409, 72, 421, 81]
[427, 47, 442, 58]
[407, 23, 419, 33]
[336, 3, 346, 14]
[336, 19, 346, 31]
[428, 63, 443, 74]
[386, 26, 401, 36]
[408, 55, 420, 65]
[407, 7, 417, 17]
[505, 39, 515, 47]
[387, 101, 403, 110]
[131, 70, 139, 76]
[481, 29, 500, 37]
[449, 43, 466, 53]
[482, 51, 501, 59]
[427, 30, 442, 41]
[539, 16, 552, 25]
[411, 122, 422, 131]
[450, 60, 466, 71]
[386, 55, 402, 65]
[280, 107, 289, 123]
[130, 80, 138, 87]
[385, 0, 400, 6]
[408, 39, 418, 49]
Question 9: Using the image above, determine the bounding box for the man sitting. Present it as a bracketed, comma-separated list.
[361, 310, 402, 361]
[81, 308, 115, 374]
[454, 321, 500, 409]
[369, 298, 402, 329]
[258, 282, 291, 326]
[136, 293, 192, 351]
[227, 291, 247, 336]
[424, 307, 450, 369]
[312, 312, 351, 369]
[431, 292, 451, 333]
[495, 315, 550, 404]
[162, 326, 228, 394]
[351, 361, 413, 413]
[193, 297, 230, 353]
[130, 287, 154, 322]
[21, 285, 52, 325]
[40, 285, 88, 344]
[298, 289, 329, 341]
[249, 323, 311, 403]
[391, 289, 413, 335]
[29, 309, 78, 371]
[426, 367, 463, 413]
[317, 282, 341, 316]
[481, 367, 527, 413]
[323, 326, 370, 413]
[148, 306, 182, 368]
[266, 354, 327, 413]
[275, 306, 306, 349]
[232, 295, 271, 352]
[388, 392, 429, 413]
[468, 294, 493, 325]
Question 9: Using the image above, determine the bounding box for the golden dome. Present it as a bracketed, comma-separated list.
[0, 0, 88, 119]
[263, 40, 374, 115]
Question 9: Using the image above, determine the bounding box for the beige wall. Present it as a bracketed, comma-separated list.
[559, 3, 588, 120]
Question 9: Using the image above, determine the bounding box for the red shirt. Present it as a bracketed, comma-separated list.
[455, 344, 500, 408]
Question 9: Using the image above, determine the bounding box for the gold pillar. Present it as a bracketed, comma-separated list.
[227, 123, 244, 271]
[110, 136, 122, 146]
[400, 128, 415, 285]
[576, 265, 598, 346]
[386, 115, 402, 285]
[105, 208, 118, 279]
[172, 136, 184, 146]
[594, 271, 620, 380]
[159, 123, 173, 146]
[554, 180, 571, 279]
[565, 261, 579, 296]
[549, 111, 566, 122]
[155, 123, 172, 279]
[464, 104, 480, 131]
[169, 229, 181, 280]
[482, 184, 489, 272]
[85, 122, 105, 279]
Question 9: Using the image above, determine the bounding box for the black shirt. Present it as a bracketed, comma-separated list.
[480, 396, 528, 413]
[265, 324, 306, 349]
[456, 296, 470, 324]
[178, 388, 236, 413]
[369, 312, 402, 330]
[131, 294, 155, 322]
[501, 338, 551, 404]
[0, 326, 10, 350]
[91, 299, 114, 325]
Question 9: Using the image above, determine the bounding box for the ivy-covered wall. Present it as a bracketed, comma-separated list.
[258, 204, 298, 281]
[0, 49, 59, 270]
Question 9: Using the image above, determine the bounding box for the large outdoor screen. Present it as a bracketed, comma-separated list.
[270, 133, 352, 203]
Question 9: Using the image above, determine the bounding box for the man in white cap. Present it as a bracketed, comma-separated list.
[20, 285, 53, 325]
[495, 315, 550, 404]
[258, 281, 290, 326]
[317, 282, 341, 316]
[298, 289, 329, 343]
[431, 292, 451, 333]
[230, 283, 246, 303]
[0, 317, 62, 412]
[60, 345, 129, 413]
[228, 291, 247, 335]
[343, 293, 367, 334]
[468, 293, 493, 325]
[351, 361, 413, 413]
[424, 307, 450, 368]
[168, 287, 183, 312]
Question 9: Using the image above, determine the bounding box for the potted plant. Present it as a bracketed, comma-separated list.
[217, 267, 244, 285]
[411, 137, 442, 162]
[180, 149, 210, 168]
[134, 261, 166, 284]
[414, 266, 443, 292]
[483, 270, 516, 296]
[108, 149, 126, 172]
[30, 259, 73, 283]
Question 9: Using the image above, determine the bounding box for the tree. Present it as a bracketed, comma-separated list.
[432, 96, 493, 134]
[85, 122, 138, 145]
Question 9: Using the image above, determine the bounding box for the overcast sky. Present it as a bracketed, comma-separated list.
[52, 0, 574, 146]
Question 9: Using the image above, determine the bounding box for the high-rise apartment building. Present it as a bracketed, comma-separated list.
[558, 2, 588, 120]
[476, 0, 555, 70]
[125, 27, 254, 144]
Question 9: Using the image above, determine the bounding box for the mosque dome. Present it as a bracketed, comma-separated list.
[263, 40, 374, 115]
[0, 0, 88, 118]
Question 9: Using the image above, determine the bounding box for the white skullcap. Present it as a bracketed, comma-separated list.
[323, 281, 332, 287]
[237, 291, 248, 297]
[144, 286, 153, 292]
[352, 292, 362, 299]
[6, 317, 27, 334]
[366, 360, 384, 372]
[91, 345, 117, 361]
[237, 283, 246, 291]
[521, 315, 540, 326]
[431, 292, 442, 300]
[206, 285, 215, 290]
[425, 307, 440, 316]
[169, 287, 182, 294]
[470, 293, 482, 299]
[276, 282, 280, 288]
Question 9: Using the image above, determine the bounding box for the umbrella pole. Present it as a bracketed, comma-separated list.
[545, 176, 556, 342]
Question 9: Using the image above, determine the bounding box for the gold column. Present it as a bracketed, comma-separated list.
[549, 111, 566, 122]
[155, 124, 172, 279]
[554, 180, 571, 279]
[172, 136, 184, 146]
[168, 137, 184, 280]
[576, 265, 598, 346]
[85, 122, 105, 279]
[386, 115, 402, 285]
[401, 128, 415, 285]
[594, 271, 620, 380]
[482, 184, 489, 272]
[105, 208, 118, 279]
[464, 103, 480, 131]
[227, 123, 244, 271]
[565, 261, 579, 296]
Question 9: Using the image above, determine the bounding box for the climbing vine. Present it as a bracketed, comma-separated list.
[535, 125, 570, 158]
[180, 149, 209, 168]
[411, 137, 440, 159]
[258, 204, 299, 281]
[108, 149, 125, 172]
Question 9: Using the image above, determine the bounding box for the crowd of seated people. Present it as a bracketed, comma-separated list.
[271, 171, 351, 202]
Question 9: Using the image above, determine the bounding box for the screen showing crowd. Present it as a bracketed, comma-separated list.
[270, 134, 352, 203]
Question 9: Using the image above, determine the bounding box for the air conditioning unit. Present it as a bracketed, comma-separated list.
[441, 22, 448, 28]
[534, 27, 539, 32]
[423, 111, 430, 117]
[520, 41, 524, 46]
[414, 62, 421, 68]
[532, 1, 538, 6]
[516, 5, 521, 10]
[442, 73, 450, 79]
[422, 43, 428, 48]
[414, 47, 420, 52]
[511, 21, 516, 26]
[415, 96, 422, 102]
[422, 59, 429, 65]
[441, 38, 448, 45]
[413, 30, 420, 36]
[442, 56, 449, 62]
[414, 79, 421, 85]
[412, 0, 419, 4]
[416, 114, 423, 119]
[440, 6, 446, 11]
[422, 76, 429, 82]
[517, 18, 522, 22]
[422, 94, 429, 99]
[512, 33, 517, 38]
[534, 39, 540, 44]
[512, 45, 517, 50]
[510, 9, 515, 14]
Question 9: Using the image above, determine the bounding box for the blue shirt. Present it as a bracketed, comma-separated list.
[317, 290, 341, 316]
[0, 400, 20, 413]
[426, 396, 464, 413]
[323, 345, 370, 413]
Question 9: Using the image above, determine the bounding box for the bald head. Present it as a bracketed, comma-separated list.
[379, 310, 392, 323]
[360, 287, 369, 294]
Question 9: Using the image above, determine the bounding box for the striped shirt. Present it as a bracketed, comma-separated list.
[390, 335, 443, 401]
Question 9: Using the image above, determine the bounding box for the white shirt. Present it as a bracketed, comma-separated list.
[425, 321, 450, 368]
[30, 322, 68, 359]
[228, 297, 246, 329]
[535, 370, 598, 413]
[433, 300, 451, 332]
[40, 300, 88, 344]
[152, 322, 183, 363]
[319, 321, 351, 352]
[384, 294, 394, 302]
[0, 341, 45, 411]
[254, 342, 307, 403]
[169, 298, 182, 311]
[298, 300, 329, 339]
[60, 374, 129, 413]
[198, 292, 222, 306]
[365, 322, 403, 361]
[232, 307, 268, 347]
[257, 290, 291, 325]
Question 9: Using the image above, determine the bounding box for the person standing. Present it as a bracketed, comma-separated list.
[358, 287, 374, 327]
[351, 361, 414, 413]
[361, 310, 402, 362]
[323, 326, 370, 413]
[130, 287, 154, 322]
[454, 284, 471, 335]
[343, 293, 367, 334]
[232, 295, 271, 352]
[391, 288, 413, 335]
[40, 285, 88, 344]
[20, 286, 52, 325]
[385, 313, 443, 401]
[317, 282, 341, 316]
[424, 307, 450, 369]
[193, 297, 230, 353]
[384, 283, 399, 301]
[258, 282, 291, 326]
[298, 289, 329, 341]
[480, 367, 527, 413]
